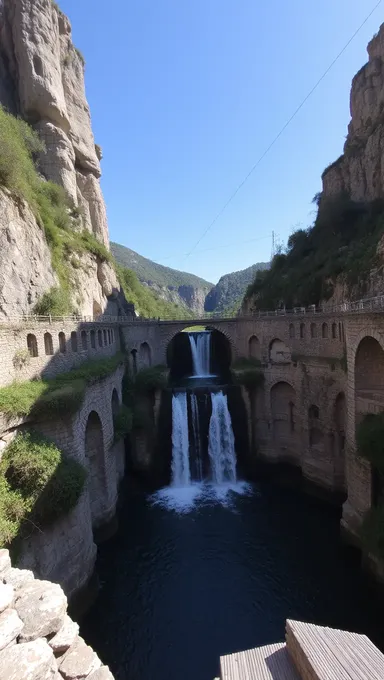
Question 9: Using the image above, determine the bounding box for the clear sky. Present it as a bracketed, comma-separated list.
[60, 0, 383, 284]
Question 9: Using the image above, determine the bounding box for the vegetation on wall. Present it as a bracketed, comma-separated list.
[0, 354, 124, 418]
[134, 365, 169, 394]
[244, 195, 384, 309]
[230, 357, 264, 389]
[0, 431, 86, 548]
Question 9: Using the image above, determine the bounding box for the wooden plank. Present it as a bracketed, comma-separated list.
[220, 642, 300, 680]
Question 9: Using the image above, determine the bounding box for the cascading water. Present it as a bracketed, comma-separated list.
[208, 391, 237, 485]
[190, 393, 203, 481]
[189, 332, 211, 377]
[171, 392, 191, 486]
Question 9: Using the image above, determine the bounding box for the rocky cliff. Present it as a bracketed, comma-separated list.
[0, 0, 120, 319]
[205, 262, 269, 314]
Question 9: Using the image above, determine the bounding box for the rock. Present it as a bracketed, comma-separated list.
[59, 636, 101, 679]
[0, 583, 14, 612]
[15, 580, 67, 642]
[49, 615, 79, 655]
[0, 550, 11, 577]
[4, 568, 34, 591]
[0, 638, 57, 680]
[87, 667, 114, 680]
[0, 608, 24, 651]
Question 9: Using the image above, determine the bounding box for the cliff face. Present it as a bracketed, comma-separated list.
[322, 25, 384, 203]
[205, 262, 269, 314]
[0, 0, 119, 318]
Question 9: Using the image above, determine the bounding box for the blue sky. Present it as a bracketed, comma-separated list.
[60, 0, 383, 284]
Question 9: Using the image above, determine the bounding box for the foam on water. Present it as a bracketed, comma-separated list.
[150, 481, 253, 513]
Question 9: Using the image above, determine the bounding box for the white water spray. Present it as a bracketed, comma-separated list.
[171, 392, 191, 486]
[208, 391, 237, 485]
[189, 332, 211, 377]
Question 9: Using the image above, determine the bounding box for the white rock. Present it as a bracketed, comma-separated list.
[0, 550, 10, 578]
[0, 608, 24, 651]
[0, 638, 57, 680]
[0, 583, 14, 613]
[87, 667, 115, 680]
[49, 615, 79, 655]
[15, 580, 67, 642]
[59, 636, 101, 679]
[4, 568, 34, 591]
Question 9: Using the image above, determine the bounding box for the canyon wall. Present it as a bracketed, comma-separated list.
[0, 0, 120, 319]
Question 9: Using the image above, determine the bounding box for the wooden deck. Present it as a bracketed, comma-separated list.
[219, 620, 384, 680]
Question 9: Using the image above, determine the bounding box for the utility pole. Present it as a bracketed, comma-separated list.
[271, 231, 275, 262]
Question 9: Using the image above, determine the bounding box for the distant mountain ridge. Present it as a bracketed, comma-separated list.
[205, 262, 269, 314]
[112, 241, 268, 317]
[111, 242, 213, 315]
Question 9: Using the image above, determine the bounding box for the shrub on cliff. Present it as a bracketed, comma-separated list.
[0, 431, 86, 548]
[356, 412, 384, 471]
[116, 264, 190, 320]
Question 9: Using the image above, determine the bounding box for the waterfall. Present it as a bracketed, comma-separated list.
[171, 392, 191, 486]
[189, 332, 211, 377]
[208, 391, 237, 485]
[190, 393, 203, 481]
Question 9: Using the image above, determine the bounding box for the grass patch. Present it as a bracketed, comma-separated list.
[356, 412, 384, 472]
[244, 196, 384, 309]
[0, 431, 86, 548]
[230, 357, 264, 389]
[0, 354, 124, 418]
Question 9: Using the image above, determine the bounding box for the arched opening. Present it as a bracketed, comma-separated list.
[98, 330, 103, 347]
[85, 411, 106, 527]
[322, 322, 328, 339]
[270, 382, 297, 461]
[107, 329, 111, 345]
[332, 323, 337, 339]
[44, 332, 53, 356]
[139, 342, 152, 369]
[249, 335, 261, 361]
[131, 349, 138, 376]
[81, 330, 87, 351]
[308, 404, 322, 449]
[103, 329, 107, 346]
[310, 323, 317, 339]
[71, 331, 78, 352]
[355, 337, 384, 505]
[300, 323, 305, 339]
[58, 332, 66, 354]
[269, 338, 291, 364]
[90, 330, 96, 349]
[289, 323, 295, 339]
[166, 326, 231, 383]
[339, 323, 342, 341]
[308, 404, 320, 419]
[27, 334, 38, 358]
[93, 301, 102, 320]
[333, 392, 346, 488]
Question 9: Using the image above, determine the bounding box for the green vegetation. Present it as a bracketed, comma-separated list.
[0, 354, 124, 418]
[113, 404, 133, 442]
[134, 365, 169, 394]
[231, 357, 264, 389]
[75, 47, 86, 66]
[116, 264, 190, 319]
[244, 196, 384, 309]
[356, 412, 384, 472]
[205, 263, 269, 314]
[0, 431, 86, 548]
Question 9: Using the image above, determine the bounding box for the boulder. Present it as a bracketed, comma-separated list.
[0, 583, 14, 613]
[0, 608, 24, 651]
[0, 550, 11, 577]
[4, 569, 34, 592]
[59, 636, 101, 679]
[87, 667, 115, 680]
[48, 615, 79, 655]
[0, 638, 57, 680]
[15, 580, 67, 642]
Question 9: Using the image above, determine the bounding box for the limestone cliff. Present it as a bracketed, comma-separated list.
[0, 0, 120, 318]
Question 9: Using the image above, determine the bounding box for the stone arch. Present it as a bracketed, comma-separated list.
[270, 381, 298, 460]
[84, 410, 107, 527]
[300, 323, 306, 339]
[269, 338, 291, 364]
[27, 334, 38, 358]
[81, 330, 87, 351]
[90, 330, 96, 349]
[163, 322, 235, 364]
[58, 332, 66, 354]
[308, 404, 320, 419]
[355, 336, 384, 428]
[308, 404, 322, 448]
[310, 322, 317, 338]
[131, 349, 138, 375]
[322, 322, 328, 339]
[98, 330, 103, 347]
[289, 323, 295, 339]
[248, 335, 261, 360]
[44, 332, 54, 356]
[103, 329, 107, 346]
[139, 342, 152, 368]
[71, 331, 78, 352]
[332, 322, 337, 339]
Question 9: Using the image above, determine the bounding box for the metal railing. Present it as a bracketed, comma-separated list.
[0, 294, 383, 325]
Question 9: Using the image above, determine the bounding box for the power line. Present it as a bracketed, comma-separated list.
[181, 0, 382, 263]
[161, 233, 272, 262]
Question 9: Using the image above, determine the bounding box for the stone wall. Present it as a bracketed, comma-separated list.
[0, 548, 115, 680]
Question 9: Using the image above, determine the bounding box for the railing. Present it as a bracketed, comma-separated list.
[0, 294, 383, 325]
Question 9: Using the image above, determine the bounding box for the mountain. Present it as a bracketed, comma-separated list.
[205, 262, 269, 314]
[111, 242, 213, 315]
